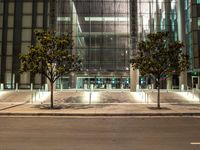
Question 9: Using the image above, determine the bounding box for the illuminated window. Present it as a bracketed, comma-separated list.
[198, 18, 200, 28]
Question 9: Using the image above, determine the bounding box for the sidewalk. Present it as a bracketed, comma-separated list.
[0, 90, 200, 116]
[0, 103, 200, 116]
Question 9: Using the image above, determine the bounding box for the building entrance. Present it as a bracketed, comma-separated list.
[192, 76, 199, 88]
[77, 77, 130, 90]
[56, 77, 70, 89]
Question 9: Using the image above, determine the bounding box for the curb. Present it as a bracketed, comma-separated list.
[0, 112, 200, 117]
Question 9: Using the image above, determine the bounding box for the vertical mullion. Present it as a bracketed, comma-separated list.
[30, 0, 37, 87]
[1, 1, 8, 86]
[12, 0, 22, 88]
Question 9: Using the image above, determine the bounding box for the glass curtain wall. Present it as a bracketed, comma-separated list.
[137, 0, 178, 40]
[137, 0, 179, 88]
[184, 0, 200, 88]
[0, 1, 3, 88]
[56, 0, 131, 89]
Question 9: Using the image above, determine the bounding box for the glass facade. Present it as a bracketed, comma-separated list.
[0, 0, 49, 89]
[0, 0, 199, 90]
[55, 0, 131, 89]
[137, 0, 178, 41]
[137, 0, 179, 88]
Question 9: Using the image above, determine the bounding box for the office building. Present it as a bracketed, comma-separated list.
[0, 0, 199, 90]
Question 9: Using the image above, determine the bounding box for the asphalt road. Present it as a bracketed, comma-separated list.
[0, 117, 200, 150]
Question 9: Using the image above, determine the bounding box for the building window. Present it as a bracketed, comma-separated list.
[23, 2, 32, 14]
[0, 2, 3, 14]
[22, 29, 31, 41]
[8, 15, 14, 28]
[37, 2, 43, 14]
[0, 29, 2, 41]
[36, 16, 43, 27]
[0, 16, 2, 27]
[197, 0, 200, 4]
[8, 2, 15, 14]
[6, 56, 12, 70]
[7, 29, 13, 41]
[198, 18, 200, 28]
[5, 72, 12, 86]
[20, 72, 30, 84]
[21, 43, 30, 54]
[0, 42, 2, 55]
[6, 43, 13, 55]
[22, 16, 32, 27]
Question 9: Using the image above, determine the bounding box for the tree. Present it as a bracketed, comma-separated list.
[130, 32, 189, 109]
[20, 30, 81, 109]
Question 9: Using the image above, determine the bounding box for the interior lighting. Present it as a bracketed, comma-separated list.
[82, 92, 100, 104]
[84, 17, 129, 22]
[57, 17, 71, 22]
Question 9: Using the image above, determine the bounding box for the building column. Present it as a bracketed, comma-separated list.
[71, 73, 77, 89]
[179, 71, 187, 90]
[130, 65, 139, 91]
[167, 76, 172, 89]
[177, 0, 187, 90]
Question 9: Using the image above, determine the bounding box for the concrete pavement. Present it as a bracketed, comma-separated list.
[0, 90, 200, 116]
[0, 103, 200, 116]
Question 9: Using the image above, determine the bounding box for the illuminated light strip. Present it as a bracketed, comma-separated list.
[190, 142, 200, 145]
[57, 17, 71, 22]
[84, 17, 129, 22]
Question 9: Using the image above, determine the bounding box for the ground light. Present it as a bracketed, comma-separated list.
[33, 90, 50, 104]
[130, 92, 147, 103]
[0, 91, 7, 98]
[176, 91, 200, 103]
[82, 91, 100, 104]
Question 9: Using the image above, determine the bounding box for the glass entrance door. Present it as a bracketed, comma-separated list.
[77, 77, 130, 89]
[56, 77, 70, 89]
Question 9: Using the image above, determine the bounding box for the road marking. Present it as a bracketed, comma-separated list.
[190, 142, 200, 145]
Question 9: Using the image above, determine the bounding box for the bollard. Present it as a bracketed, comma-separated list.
[151, 84, 154, 90]
[121, 84, 123, 92]
[91, 84, 94, 91]
[89, 92, 92, 104]
[39, 89, 41, 99]
[0, 83, 4, 90]
[31, 92, 34, 104]
[45, 84, 48, 91]
[196, 84, 199, 90]
[146, 93, 148, 103]
[136, 84, 140, 92]
[84, 83, 87, 89]
[16, 83, 18, 91]
[30, 83, 33, 91]
[89, 85, 93, 104]
[61, 84, 63, 91]
[181, 84, 185, 92]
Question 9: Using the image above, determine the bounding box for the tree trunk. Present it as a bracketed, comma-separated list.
[157, 79, 161, 109]
[50, 81, 54, 109]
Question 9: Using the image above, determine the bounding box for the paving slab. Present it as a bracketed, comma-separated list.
[0, 103, 200, 116]
[0, 90, 200, 116]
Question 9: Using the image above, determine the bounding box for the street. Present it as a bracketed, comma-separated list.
[0, 117, 199, 150]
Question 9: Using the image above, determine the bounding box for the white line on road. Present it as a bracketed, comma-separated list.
[190, 142, 200, 145]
